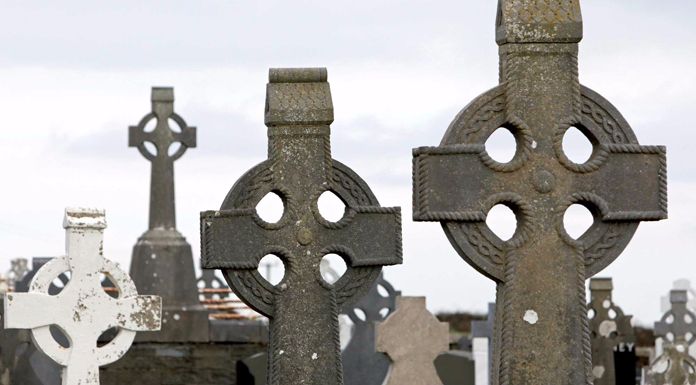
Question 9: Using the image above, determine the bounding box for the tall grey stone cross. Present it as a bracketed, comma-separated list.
[412, 1, 667, 384]
[201, 68, 402, 385]
[129, 87, 208, 341]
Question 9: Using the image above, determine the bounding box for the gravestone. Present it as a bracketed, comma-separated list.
[128, 86, 208, 342]
[4, 208, 162, 385]
[201, 67, 403, 385]
[435, 350, 476, 385]
[471, 303, 495, 385]
[587, 278, 635, 385]
[376, 296, 448, 385]
[411, 1, 667, 383]
[645, 290, 696, 385]
[658, 279, 696, 359]
[7, 258, 28, 291]
[342, 273, 400, 385]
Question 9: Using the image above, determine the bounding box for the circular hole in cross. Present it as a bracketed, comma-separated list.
[143, 118, 157, 133]
[168, 118, 182, 133]
[257, 254, 285, 286]
[378, 307, 390, 319]
[563, 204, 594, 240]
[485, 127, 517, 163]
[353, 308, 367, 322]
[686, 314, 694, 324]
[100, 273, 119, 299]
[486, 204, 517, 241]
[666, 315, 675, 324]
[50, 325, 71, 348]
[168, 142, 182, 157]
[587, 309, 596, 319]
[97, 327, 120, 347]
[143, 141, 158, 157]
[256, 192, 284, 224]
[320, 254, 347, 285]
[377, 284, 389, 298]
[562, 126, 594, 164]
[49, 272, 71, 296]
[318, 191, 347, 222]
[608, 309, 617, 319]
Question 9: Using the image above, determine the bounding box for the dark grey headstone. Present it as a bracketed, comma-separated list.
[435, 350, 475, 385]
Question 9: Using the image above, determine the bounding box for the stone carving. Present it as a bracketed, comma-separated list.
[342, 273, 400, 385]
[411, 1, 667, 383]
[200, 68, 402, 385]
[376, 297, 448, 385]
[4, 208, 162, 385]
[129, 87, 208, 341]
[645, 290, 696, 385]
[587, 278, 635, 385]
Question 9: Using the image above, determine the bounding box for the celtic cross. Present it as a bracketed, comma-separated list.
[342, 273, 400, 385]
[4, 208, 161, 385]
[200, 68, 402, 385]
[129, 87, 196, 230]
[128, 87, 207, 342]
[587, 278, 634, 385]
[646, 290, 696, 384]
[412, 1, 667, 384]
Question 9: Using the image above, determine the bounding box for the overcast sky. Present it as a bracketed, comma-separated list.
[0, 0, 693, 326]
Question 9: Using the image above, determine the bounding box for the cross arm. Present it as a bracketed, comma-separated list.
[413, 145, 495, 222]
[321, 207, 402, 267]
[4, 292, 60, 329]
[575, 144, 667, 221]
[200, 209, 277, 269]
[114, 295, 162, 332]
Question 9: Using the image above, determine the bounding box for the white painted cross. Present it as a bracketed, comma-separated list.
[4, 208, 162, 385]
[376, 296, 449, 385]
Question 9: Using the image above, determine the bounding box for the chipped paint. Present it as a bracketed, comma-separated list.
[523, 310, 538, 325]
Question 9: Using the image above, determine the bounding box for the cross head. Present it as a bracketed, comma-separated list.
[376, 296, 449, 385]
[200, 68, 402, 385]
[587, 278, 634, 384]
[342, 273, 400, 385]
[4, 208, 162, 385]
[129, 87, 196, 230]
[412, 1, 667, 383]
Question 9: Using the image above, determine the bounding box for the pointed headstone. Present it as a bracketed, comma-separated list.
[4, 208, 162, 385]
[342, 273, 400, 385]
[587, 278, 635, 385]
[128, 87, 209, 341]
[411, 1, 667, 383]
[200, 68, 403, 385]
[376, 296, 448, 385]
[645, 290, 696, 385]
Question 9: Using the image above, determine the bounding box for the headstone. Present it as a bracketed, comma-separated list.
[128, 86, 209, 342]
[471, 303, 495, 385]
[342, 273, 400, 385]
[4, 208, 162, 385]
[587, 278, 636, 385]
[411, 1, 667, 383]
[645, 290, 696, 385]
[200, 67, 403, 385]
[7, 258, 28, 291]
[376, 296, 448, 385]
[658, 279, 696, 359]
[435, 350, 476, 385]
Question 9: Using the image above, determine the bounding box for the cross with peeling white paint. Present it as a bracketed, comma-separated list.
[4, 208, 162, 385]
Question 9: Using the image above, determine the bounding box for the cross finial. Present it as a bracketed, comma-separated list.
[129, 87, 196, 230]
[496, 0, 582, 44]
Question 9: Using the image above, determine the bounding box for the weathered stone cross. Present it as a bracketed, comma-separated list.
[200, 68, 402, 385]
[587, 278, 634, 385]
[412, 1, 667, 383]
[129, 87, 207, 342]
[4, 208, 161, 385]
[646, 290, 696, 384]
[342, 273, 400, 385]
[376, 296, 449, 385]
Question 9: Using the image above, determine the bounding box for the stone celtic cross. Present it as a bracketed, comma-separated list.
[646, 290, 696, 384]
[376, 296, 449, 385]
[412, 1, 667, 383]
[587, 278, 634, 385]
[201, 68, 402, 385]
[342, 273, 400, 385]
[129, 87, 207, 341]
[4, 208, 161, 385]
